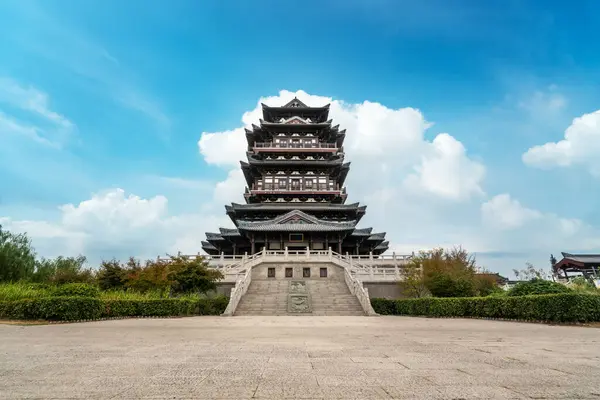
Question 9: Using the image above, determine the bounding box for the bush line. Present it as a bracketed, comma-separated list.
[371, 293, 600, 323]
[0, 296, 229, 321]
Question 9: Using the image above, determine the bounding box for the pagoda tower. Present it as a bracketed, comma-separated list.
[202, 98, 388, 256]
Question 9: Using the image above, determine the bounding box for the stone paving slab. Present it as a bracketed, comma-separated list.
[1, 316, 599, 399]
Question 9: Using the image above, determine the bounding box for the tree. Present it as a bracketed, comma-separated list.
[513, 262, 550, 281]
[97, 259, 127, 290]
[398, 262, 429, 298]
[167, 255, 224, 294]
[550, 254, 557, 268]
[474, 274, 502, 297]
[124, 258, 171, 294]
[0, 225, 36, 282]
[49, 256, 94, 284]
[417, 247, 479, 298]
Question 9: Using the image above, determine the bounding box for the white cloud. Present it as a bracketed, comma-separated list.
[522, 109, 600, 175]
[481, 194, 541, 230]
[0, 78, 74, 146]
[517, 85, 567, 117]
[0, 188, 231, 262]
[198, 128, 247, 167]
[404, 133, 486, 201]
[478, 193, 597, 254]
[198, 90, 485, 202]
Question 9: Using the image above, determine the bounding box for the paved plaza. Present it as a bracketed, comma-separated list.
[1, 316, 599, 399]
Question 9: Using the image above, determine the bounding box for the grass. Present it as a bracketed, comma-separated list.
[0, 283, 52, 301]
[0, 283, 219, 302]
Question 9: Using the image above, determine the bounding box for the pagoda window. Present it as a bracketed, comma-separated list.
[318, 177, 327, 190]
[305, 179, 313, 189]
[278, 179, 287, 189]
[290, 233, 303, 242]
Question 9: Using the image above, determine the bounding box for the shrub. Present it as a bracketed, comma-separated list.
[34, 256, 95, 284]
[409, 247, 480, 298]
[507, 279, 571, 296]
[196, 295, 228, 315]
[102, 296, 228, 317]
[0, 297, 103, 321]
[0, 282, 53, 301]
[52, 283, 100, 298]
[371, 294, 600, 323]
[0, 295, 229, 321]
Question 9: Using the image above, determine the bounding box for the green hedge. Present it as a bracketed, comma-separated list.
[371, 294, 600, 323]
[52, 283, 100, 298]
[0, 297, 103, 321]
[0, 296, 229, 321]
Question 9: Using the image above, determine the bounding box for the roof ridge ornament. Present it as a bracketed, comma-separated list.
[283, 97, 309, 108]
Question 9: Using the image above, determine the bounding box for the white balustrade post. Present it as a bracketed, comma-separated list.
[220, 252, 224, 263]
[284, 246, 288, 260]
[241, 253, 246, 270]
[395, 265, 400, 280]
[328, 247, 332, 260]
[369, 251, 373, 261]
[306, 246, 310, 259]
[262, 247, 266, 259]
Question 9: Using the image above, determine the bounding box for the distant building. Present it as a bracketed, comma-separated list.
[553, 252, 600, 280]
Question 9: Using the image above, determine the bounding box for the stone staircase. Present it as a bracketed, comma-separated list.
[235, 278, 364, 316]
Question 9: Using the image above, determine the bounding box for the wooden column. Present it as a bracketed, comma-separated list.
[232, 243, 237, 256]
[337, 234, 342, 254]
[250, 234, 255, 255]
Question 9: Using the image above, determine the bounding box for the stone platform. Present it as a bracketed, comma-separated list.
[1, 316, 599, 399]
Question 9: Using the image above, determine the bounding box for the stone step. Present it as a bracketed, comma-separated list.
[234, 269, 366, 316]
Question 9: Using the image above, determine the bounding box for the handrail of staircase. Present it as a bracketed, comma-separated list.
[221, 267, 252, 316]
[329, 252, 377, 316]
[221, 253, 267, 316]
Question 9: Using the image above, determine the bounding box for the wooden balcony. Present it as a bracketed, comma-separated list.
[253, 142, 338, 153]
[244, 185, 347, 199]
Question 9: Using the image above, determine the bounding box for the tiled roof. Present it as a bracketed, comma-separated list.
[228, 202, 363, 211]
[561, 252, 600, 263]
[236, 209, 356, 232]
[351, 228, 373, 236]
[219, 228, 241, 236]
[374, 241, 389, 250]
[367, 233, 386, 241]
[201, 241, 217, 250]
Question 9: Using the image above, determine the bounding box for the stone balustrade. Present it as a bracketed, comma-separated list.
[158, 249, 413, 283]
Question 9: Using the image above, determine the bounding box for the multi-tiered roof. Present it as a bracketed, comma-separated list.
[202, 98, 388, 256]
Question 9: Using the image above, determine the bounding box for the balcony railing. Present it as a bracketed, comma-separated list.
[245, 186, 347, 197]
[253, 142, 337, 149]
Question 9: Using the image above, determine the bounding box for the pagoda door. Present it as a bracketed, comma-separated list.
[291, 179, 301, 190]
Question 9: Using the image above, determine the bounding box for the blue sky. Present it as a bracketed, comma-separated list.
[1, 0, 600, 276]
